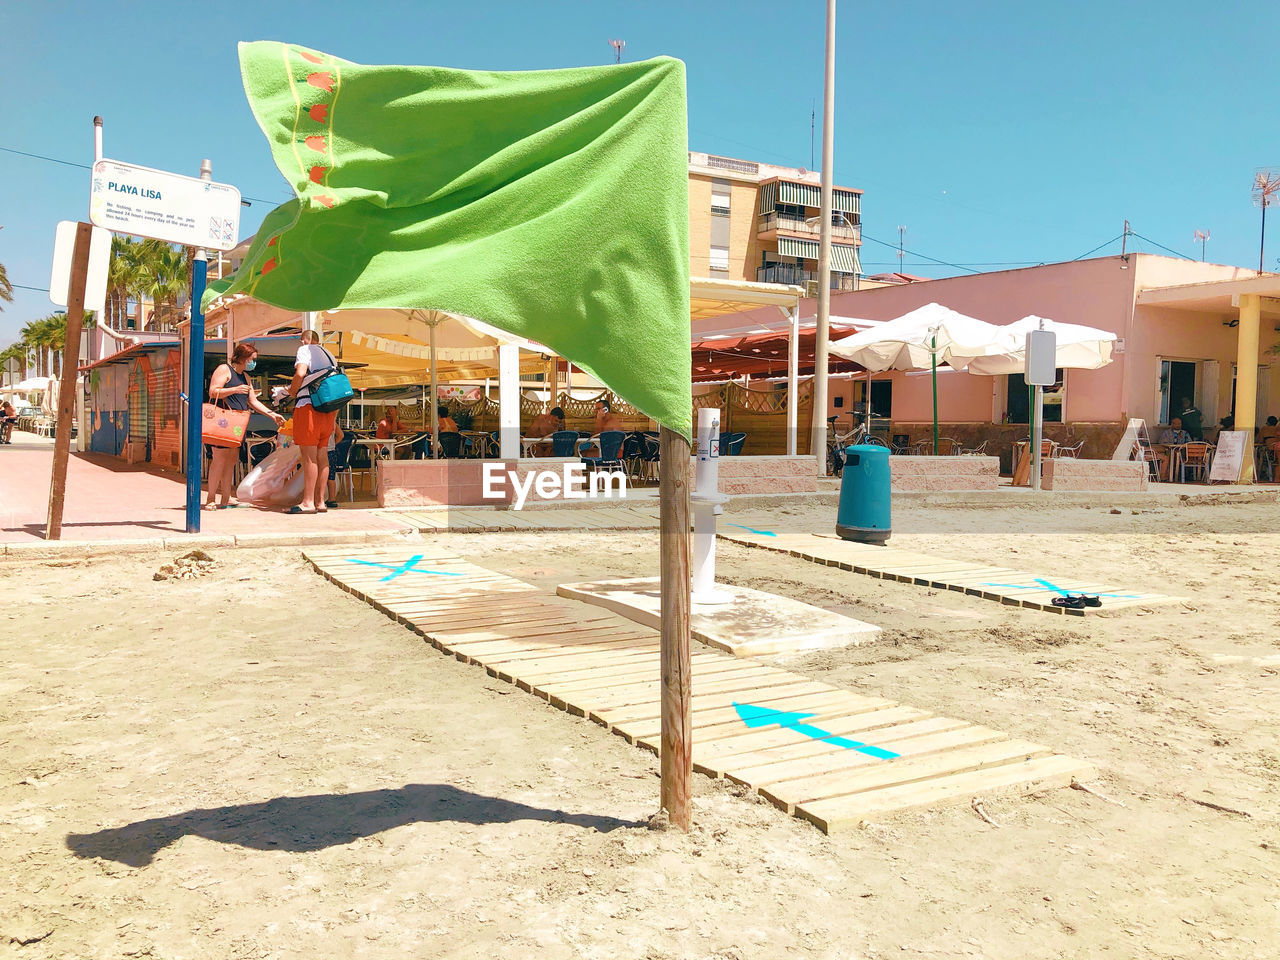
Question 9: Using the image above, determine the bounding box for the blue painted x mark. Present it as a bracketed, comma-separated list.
[979, 577, 1138, 599]
[726, 523, 777, 537]
[345, 555, 465, 582]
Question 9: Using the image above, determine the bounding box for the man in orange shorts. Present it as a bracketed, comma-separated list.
[288, 330, 339, 513]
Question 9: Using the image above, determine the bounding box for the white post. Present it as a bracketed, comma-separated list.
[498, 342, 519, 459]
[1031, 385, 1043, 491]
[810, 0, 836, 475]
[787, 307, 799, 456]
[691, 407, 730, 604]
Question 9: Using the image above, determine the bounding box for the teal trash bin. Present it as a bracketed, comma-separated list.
[836, 444, 891, 544]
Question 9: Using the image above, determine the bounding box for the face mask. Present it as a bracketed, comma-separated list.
[245, 359, 257, 371]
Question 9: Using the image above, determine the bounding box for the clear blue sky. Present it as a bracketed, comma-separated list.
[3, 0, 1278, 346]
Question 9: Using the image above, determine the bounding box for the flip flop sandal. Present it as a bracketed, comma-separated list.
[1051, 596, 1087, 609]
[286, 505, 314, 515]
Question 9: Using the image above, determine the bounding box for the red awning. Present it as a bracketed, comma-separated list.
[691, 325, 866, 382]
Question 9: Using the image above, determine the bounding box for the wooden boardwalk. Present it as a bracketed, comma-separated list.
[719, 527, 1182, 615]
[305, 546, 1093, 833]
[380, 506, 659, 533]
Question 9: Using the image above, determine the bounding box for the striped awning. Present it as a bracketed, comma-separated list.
[758, 180, 860, 215]
[776, 237, 860, 274]
[831, 243, 859, 274]
[777, 236, 819, 260]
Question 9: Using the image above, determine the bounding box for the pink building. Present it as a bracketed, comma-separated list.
[821, 255, 1280, 461]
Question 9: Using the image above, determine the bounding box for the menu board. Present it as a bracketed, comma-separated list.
[1208, 430, 1250, 483]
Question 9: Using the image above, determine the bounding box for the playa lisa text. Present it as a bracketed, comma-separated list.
[106, 182, 162, 199]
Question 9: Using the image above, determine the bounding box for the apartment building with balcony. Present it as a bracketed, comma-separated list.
[688, 151, 863, 294]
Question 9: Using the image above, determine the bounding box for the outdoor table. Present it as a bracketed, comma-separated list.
[520, 435, 552, 457]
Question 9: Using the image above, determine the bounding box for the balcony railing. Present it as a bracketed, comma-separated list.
[758, 210, 860, 241]
[756, 264, 858, 291]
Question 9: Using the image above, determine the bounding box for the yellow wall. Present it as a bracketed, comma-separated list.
[687, 172, 762, 282]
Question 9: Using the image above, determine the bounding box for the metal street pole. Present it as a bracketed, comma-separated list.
[810, 0, 836, 475]
[184, 159, 212, 533]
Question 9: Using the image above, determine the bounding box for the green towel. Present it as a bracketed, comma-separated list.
[203, 41, 691, 438]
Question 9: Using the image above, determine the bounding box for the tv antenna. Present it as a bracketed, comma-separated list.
[897, 226, 906, 273]
[608, 39, 625, 64]
[1252, 169, 1280, 274]
[1193, 228, 1210, 261]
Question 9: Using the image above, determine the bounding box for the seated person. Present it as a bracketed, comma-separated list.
[1158, 417, 1191, 446]
[527, 406, 565, 456]
[375, 404, 404, 458]
[593, 398, 623, 435]
[436, 403, 458, 433]
[1257, 415, 1279, 443]
[1152, 416, 1191, 481]
[0, 400, 16, 444]
[375, 404, 402, 440]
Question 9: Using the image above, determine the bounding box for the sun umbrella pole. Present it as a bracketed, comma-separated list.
[429, 319, 439, 459]
[931, 331, 939, 452]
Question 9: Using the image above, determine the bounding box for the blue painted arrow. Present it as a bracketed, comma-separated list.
[345, 555, 465, 582]
[725, 523, 777, 537]
[732, 702, 899, 759]
[978, 577, 1138, 599]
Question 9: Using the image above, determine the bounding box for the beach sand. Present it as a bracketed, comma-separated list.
[2, 496, 1277, 959]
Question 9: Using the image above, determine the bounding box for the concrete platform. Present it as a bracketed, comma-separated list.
[556, 576, 881, 657]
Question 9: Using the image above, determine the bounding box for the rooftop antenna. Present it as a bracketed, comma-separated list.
[810, 101, 815, 171]
[897, 225, 906, 274]
[608, 39, 625, 64]
[1193, 228, 1210, 262]
[1252, 169, 1280, 274]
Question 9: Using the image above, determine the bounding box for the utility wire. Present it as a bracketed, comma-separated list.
[859, 232, 982, 274]
[1070, 234, 1126, 261]
[1129, 231, 1194, 260]
[0, 144, 282, 207]
[12, 283, 51, 293]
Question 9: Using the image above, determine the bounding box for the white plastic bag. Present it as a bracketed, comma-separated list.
[236, 444, 304, 507]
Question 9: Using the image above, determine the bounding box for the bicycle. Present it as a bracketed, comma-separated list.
[826, 416, 869, 476]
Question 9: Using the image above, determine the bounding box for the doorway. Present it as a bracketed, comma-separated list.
[1158, 360, 1197, 425]
[1006, 371, 1064, 424]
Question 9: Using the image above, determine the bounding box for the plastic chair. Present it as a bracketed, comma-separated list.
[936, 437, 962, 456]
[1181, 442, 1212, 483]
[550, 430, 580, 457]
[1055, 440, 1084, 458]
[721, 432, 747, 456]
[961, 439, 989, 456]
[1131, 441, 1161, 480]
[582, 430, 626, 474]
[436, 431, 463, 459]
[328, 433, 356, 501]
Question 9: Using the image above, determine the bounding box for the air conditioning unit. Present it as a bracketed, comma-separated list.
[803, 280, 821, 298]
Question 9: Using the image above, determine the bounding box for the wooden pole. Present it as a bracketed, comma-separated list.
[658, 425, 692, 830]
[45, 222, 93, 540]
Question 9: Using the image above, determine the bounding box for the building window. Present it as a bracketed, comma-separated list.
[709, 245, 729, 273]
[711, 178, 731, 217]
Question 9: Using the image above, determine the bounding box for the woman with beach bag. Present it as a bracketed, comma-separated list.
[288, 330, 351, 514]
[205, 342, 285, 510]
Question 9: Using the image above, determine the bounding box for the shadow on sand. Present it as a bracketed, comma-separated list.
[67, 783, 638, 868]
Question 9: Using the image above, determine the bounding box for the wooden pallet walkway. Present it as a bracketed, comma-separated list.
[381, 506, 659, 533]
[718, 527, 1182, 615]
[304, 546, 1092, 832]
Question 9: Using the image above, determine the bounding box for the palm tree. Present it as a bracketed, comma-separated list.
[0, 260, 13, 312]
[105, 236, 145, 329]
[0, 342, 27, 382]
[136, 239, 189, 331]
